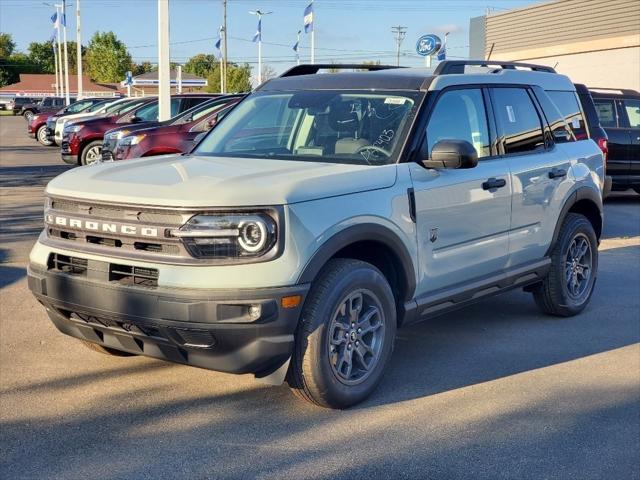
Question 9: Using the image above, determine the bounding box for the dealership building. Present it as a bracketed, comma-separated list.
[469, 0, 640, 90]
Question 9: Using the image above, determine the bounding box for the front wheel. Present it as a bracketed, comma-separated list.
[532, 213, 598, 316]
[23, 110, 34, 122]
[81, 140, 102, 165]
[287, 259, 397, 408]
[37, 125, 53, 146]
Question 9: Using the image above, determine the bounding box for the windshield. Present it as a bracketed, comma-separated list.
[86, 99, 112, 112]
[172, 96, 240, 125]
[194, 90, 420, 165]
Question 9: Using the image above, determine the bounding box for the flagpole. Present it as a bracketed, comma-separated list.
[76, 0, 83, 98]
[296, 30, 301, 65]
[55, 5, 64, 100]
[52, 41, 59, 96]
[258, 35, 262, 85]
[62, 0, 70, 105]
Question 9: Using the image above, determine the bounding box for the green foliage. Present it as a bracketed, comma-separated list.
[28, 41, 84, 75]
[205, 62, 252, 93]
[85, 31, 132, 82]
[184, 53, 217, 79]
[132, 61, 154, 75]
[0, 33, 16, 58]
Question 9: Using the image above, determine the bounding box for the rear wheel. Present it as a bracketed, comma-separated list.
[37, 125, 53, 146]
[81, 140, 102, 165]
[532, 213, 598, 316]
[287, 259, 396, 409]
[80, 340, 136, 357]
[23, 110, 34, 121]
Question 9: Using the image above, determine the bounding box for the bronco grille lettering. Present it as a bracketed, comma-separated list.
[45, 214, 160, 238]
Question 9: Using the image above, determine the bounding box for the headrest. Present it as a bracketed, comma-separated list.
[328, 101, 358, 133]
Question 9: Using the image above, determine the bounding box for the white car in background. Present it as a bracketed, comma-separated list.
[49, 97, 133, 146]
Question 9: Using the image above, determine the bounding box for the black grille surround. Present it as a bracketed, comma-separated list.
[42, 196, 285, 265]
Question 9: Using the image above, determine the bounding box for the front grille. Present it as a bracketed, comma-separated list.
[48, 253, 88, 276]
[45, 196, 192, 261]
[109, 263, 159, 287]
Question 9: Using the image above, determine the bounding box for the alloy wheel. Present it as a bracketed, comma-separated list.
[84, 145, 102, 165]
[564, 232, 592, 300]
[327, 289, 385, 385]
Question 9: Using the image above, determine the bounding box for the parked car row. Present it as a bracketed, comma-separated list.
[22, 94, 244, 165]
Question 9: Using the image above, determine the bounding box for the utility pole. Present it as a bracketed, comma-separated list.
[76, 0, 82, 98]
[391, 25, 407, 67]
[62, 0, 70, 104]
[222, 0, 228, 93]
[52, 39, 59, 96]
[157, 0, 171, 120]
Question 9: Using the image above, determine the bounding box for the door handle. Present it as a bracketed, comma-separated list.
[482, 178, 507, 190]
[548, 168, 567, 179]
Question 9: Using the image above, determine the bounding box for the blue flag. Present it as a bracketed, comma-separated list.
[293, 40, 299, 53]
[51, 11, 59, 28]
[252, 19, 262, 43]
[303, 3, 313, 33]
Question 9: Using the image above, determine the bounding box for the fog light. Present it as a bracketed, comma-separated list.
[248, 305, 262, 321]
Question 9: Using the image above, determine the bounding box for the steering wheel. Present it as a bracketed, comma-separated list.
[355, 145, 392, 165]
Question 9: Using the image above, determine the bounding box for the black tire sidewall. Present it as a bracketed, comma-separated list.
[302, 261, 396, 408]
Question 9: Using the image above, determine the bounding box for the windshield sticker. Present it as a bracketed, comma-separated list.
[384, 97, 406, 105]
[506, 105, 516, 123]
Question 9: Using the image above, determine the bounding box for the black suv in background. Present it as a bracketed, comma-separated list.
[20, 96, 76, 121]
[590, 88, 640, 194]
[9, 97, 39, 116]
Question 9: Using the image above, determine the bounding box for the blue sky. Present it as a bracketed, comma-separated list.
[0, 0, 536, 77]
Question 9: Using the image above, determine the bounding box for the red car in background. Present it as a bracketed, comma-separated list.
[106, 94, 244, 162]
[27, 98, 106, 146]
[61, 94, 216, 165]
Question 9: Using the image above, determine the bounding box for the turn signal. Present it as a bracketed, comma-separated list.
[281, 295, 302, 309]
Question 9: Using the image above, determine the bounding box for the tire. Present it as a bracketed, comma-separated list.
[287, 259, 397, 409]
[80, 340, 136, 357]
[37, 125, 53, 146]
[23, 110, 34, 121]
[532, 213, 598, 317]
[80, 140, 102, 166]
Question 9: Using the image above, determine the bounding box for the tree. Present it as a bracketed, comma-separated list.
[261, 64, 277, 82]
[28, 41, 84, 75]
[85, 31, 132, 82]
[184, 53, 217, 79]
[132, 61, 154, 75]
[0, 33, 16, 58]
[204, 62, 252, 93]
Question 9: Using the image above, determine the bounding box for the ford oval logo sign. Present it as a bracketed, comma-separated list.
[416, 34, 442, 57]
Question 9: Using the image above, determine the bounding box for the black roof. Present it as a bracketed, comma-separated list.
[258, 68, 432, 92]
[588, 87, 640, 99]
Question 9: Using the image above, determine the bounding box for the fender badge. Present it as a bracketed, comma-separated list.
[429, 227, 438, 243]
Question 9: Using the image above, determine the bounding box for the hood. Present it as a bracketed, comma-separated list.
[45, 154, 397, 207]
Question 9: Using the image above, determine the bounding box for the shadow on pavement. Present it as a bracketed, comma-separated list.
[0, 164, 72, 188]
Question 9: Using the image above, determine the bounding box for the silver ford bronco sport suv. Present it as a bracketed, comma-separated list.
[28, 61, 605, 408]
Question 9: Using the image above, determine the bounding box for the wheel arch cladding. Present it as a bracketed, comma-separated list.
[298, 224, 417, 322]
[548, 186, 603, 256]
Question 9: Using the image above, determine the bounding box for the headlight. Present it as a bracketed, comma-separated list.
[108, 129, 129, 140]
[170, 213, 278, 260]
[119, 133, 145, 146]
[64, 125, 83, 133]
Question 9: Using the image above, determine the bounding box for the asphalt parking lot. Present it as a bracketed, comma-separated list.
[1, 115, 639, 480]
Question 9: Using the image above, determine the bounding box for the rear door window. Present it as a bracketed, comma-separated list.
[622, 99, 640, 128]
[546, 90, 587, 139]
[491, 87, 545, 155]
[593, 99, 618, 128]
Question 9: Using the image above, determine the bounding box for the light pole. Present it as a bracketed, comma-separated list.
[76, 0, 82, 98]
[249, 10, 272, 86]
[61, 0, 70, 104]
[157, 0, 170, 120]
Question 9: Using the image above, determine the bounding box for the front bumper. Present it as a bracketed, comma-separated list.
[28, 263, 309, 377]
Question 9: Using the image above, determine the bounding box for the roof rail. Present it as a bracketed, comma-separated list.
[588, 87, 640, 96]
[279, 64, 401, 78]
[433, 60, 556, 75]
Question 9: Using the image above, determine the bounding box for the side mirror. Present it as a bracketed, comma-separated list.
[206, 114, 219, 130]
[130, 115, 142, 123]
[422, 140, 478, 169]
